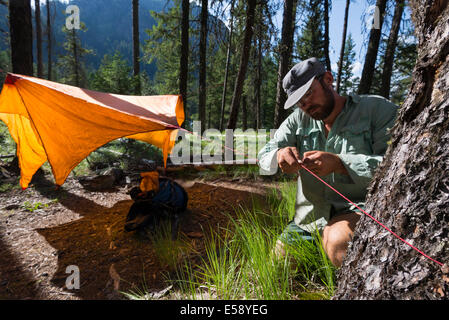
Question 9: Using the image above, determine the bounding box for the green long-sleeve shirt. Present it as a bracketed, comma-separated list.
[257, 94, 398, 232]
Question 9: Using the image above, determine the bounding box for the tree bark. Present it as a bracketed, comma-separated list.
[323, 0, 331, 71]
[72, 29, 80, 87]
[8, 0, 33, 175]
[336, 0, 350, 94]
[334, 0, 449, 300]
[274, 0, 297, 129]
[255, 33, 262, 130]
[199, 0, 208, 132]
[132, 0, 141, 94]
[226, 0, 257, 130]
[357, 0, 387, 94]
[9, 0, 33, 76]
[219, 0, 235, 132]
[380, 0, 405, 100]
[34, 0, 43, 78]
[46, 0, 52, 80]
[180, 0, 190, 125]
[242, 94, 247, 131]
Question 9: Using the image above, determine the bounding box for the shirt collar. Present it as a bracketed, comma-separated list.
[347, 93, 361, 104]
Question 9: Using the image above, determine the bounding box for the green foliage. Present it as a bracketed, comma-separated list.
[144, 1, 184, 96]
[57, 23, 93, 87]
[295, 0, 326, 65]
[0, 49, 11, 90]
[22, 200, 58, 212]
[389, 40, 417, 105]
[0, 120, 15, 158]
[0, 182, 15, 193]
[148, 219, 196, 271]
[125, 181, 335, 300]
[90, 51, 138, 94]
[339, 33, 359, 95]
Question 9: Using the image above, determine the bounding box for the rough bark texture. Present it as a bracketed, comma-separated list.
[219, 0, 235, 132]
[334, 0, 449, 300]
[34, 0, 43, 78]
[180, 0, 190, 125]
[274, 0, 297, 128]
[226, 0, 256, 130]
[132, 0, 141, 94]
[357, 0, 387, 94]
[380, 0, 405, 99]
[198, 0, 208, 132]
[46, 0, 52, 80]
[323, 0, 331, 72]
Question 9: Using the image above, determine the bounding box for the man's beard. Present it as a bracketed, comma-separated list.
[307, 82, 335, 120]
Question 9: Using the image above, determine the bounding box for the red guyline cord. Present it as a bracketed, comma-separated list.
[299, 163, 443, 267]
[177, 127, 443, 267]
[0, 74, 441, 268]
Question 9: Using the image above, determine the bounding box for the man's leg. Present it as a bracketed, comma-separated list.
[322, 211, 361, 267]
[273, 221, 314, 260]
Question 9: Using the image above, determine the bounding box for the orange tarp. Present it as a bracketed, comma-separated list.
[0, 73, 184, 189]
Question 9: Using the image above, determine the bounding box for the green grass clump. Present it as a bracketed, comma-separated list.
[124, 181, 336, 300]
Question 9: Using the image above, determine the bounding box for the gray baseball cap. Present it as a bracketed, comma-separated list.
[282, 57, 326, 109]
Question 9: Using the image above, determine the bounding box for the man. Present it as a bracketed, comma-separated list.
[258, 57, 398, 267]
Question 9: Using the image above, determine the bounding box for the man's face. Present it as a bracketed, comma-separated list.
[296, 77, 335, 120]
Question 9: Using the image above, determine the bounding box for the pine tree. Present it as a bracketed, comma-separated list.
[296, 0, 326, 65]
[90, 52, 136, 94]
[57, 24, 92, 88]
[339, 33, 357, 95]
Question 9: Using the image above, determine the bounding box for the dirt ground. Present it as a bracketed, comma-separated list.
[0, 166, 277, 300]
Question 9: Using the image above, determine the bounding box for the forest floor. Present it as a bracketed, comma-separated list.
[0, 164, 279, 300]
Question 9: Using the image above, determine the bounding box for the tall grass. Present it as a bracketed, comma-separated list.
[126, 181, 336, 300]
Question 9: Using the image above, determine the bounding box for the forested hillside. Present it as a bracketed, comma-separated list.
[0, 0, 417, 130]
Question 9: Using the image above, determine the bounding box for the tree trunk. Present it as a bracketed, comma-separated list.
[132, 0, 141, 94]
[226, 0, 257, 130]
[9, 0, 33, 76]
[336, 0, 350, 94]
[380, 0, 405, 100]
[72, 29, 80, 87]
[180, 0, 190, 126]
[334, 0, 449, 300]
[46, 0, 52, 80]
[242, 94, 247, 131]
[198, 0, 208, 132]
[274, 0, 297, 128]
[323, 0, 331, 71]
[219, 0, 235, 132]
[8, 0, 33, 175]
[34, 0, 43, 78]
[255, 33, 262, 130]
[357, 0, 387, 94]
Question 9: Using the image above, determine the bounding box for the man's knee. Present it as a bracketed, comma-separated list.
[322, 212, 360, 267]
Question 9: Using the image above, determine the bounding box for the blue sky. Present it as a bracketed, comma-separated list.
[328, 0, 369, 77]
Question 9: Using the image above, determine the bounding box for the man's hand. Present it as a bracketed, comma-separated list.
[277, 147, 302, 174]
[302, 150, 348, 176]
